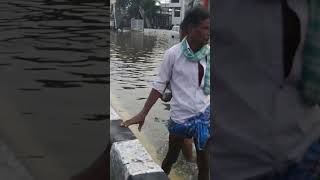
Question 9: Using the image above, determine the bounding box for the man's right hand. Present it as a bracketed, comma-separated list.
[120, 112, 146, 131]
[120, 88, 161, 131]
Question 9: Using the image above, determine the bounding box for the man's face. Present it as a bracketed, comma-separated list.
[189, 18, 210, 46]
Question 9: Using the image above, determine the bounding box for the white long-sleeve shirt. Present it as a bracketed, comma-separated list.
[152, 41, 210, 124]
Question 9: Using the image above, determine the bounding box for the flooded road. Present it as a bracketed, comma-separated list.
[110, 31, 198, 180]
[0, 0, 107, 180]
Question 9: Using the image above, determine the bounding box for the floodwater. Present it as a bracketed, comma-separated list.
[0, 0, 107, 180]
[110, 30, 198, 180]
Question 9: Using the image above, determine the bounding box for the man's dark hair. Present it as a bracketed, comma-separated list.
[180, 6, 209, 31]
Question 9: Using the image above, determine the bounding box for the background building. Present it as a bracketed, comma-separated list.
[160, 0, 192, 26]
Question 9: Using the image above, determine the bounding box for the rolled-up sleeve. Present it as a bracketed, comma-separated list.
[152, 49, 174, 94]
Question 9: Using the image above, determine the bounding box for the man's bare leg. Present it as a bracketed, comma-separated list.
[161, 134, 184, 174]
[182, 138, 193, 162]
[195, 142, 209, 180]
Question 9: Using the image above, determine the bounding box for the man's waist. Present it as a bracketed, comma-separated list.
[170, 104, 210, 123]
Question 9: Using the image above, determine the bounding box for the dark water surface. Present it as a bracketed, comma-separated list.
[0, 0, 107, 179]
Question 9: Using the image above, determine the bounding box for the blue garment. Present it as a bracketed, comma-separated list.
[283, 138, 320, 180]
[167, 105, 211, 151]
[250, 138, 320, 180]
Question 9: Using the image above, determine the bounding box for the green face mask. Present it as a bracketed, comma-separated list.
[181, 37, 211, 95]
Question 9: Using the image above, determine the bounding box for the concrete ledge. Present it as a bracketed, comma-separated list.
[110, 107, 168, 180]
[110, 107, 121, 121]
[143, 29, 180, 42]
[143, 28, 172, 35]
[128, 172, 169, 180]
[110, 120, 136, 143]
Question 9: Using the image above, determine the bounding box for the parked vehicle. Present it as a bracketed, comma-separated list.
[170, 25, 180, 40]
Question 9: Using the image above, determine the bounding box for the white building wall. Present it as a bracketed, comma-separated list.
[169, 2, 181, 25]
[161, 0, 194, 26]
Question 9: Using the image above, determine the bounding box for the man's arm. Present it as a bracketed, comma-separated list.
[141, 88, 162, 115]
[120, 88, 162, 131]
[121, 49, 173, 131]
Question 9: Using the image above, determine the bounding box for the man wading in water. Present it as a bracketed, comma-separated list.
[121, 7, 211, 180]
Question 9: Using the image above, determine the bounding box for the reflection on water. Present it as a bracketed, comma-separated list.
[110, 31, 198, 180]
[0, 0, 107, 179]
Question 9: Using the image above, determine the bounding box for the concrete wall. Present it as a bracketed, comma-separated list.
[110, 107, 169, 180]
[131, 19, 144, 32]
[143, 28, 180, 42]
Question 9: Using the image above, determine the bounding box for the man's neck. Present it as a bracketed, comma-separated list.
[186, 37, 202, 53]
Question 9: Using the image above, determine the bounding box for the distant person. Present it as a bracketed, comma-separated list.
[121, 6, 211, 180]
[212, 1, 320, 179]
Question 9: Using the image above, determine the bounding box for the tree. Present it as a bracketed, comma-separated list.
[116, 0, 160, 28]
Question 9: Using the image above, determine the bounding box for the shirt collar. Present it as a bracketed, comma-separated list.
[184, 38, 210, 54]
[185, 39, 194, 54]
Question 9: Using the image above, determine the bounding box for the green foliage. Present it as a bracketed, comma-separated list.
[116, 0, 160, 19]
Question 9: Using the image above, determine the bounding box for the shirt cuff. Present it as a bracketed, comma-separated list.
[152, 80, 167, 95]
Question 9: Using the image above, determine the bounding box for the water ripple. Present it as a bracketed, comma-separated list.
[0, 0, 108, 179]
